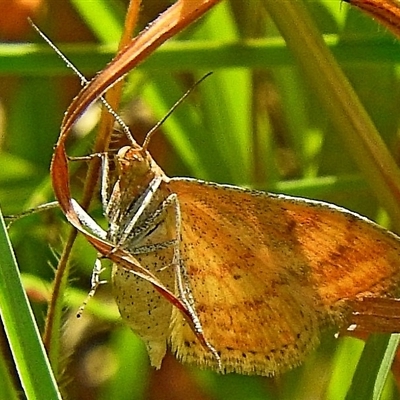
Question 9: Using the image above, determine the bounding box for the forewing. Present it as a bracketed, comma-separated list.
[167, 178, 400, 375]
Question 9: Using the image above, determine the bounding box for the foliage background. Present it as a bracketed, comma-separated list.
[1, 0, 400, 399]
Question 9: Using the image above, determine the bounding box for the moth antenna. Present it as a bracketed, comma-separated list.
[28, 19, 135, 144]
[141, 72, 213, 152]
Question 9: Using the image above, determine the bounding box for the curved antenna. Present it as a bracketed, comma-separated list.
[29, 19, 135, 144]
[141, 72, 213, 152]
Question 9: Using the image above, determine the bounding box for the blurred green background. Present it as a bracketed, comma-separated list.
[1, 0, 400, 399]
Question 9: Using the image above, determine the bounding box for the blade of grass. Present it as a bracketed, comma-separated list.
[264, 0, 400, 230]
[326, 337, 365, 400]
[373, 334, 400, 399]
[345, 334, 399, 400]
[70, 0, 124, 43]
[4, 36, 400, 76]
[274, 174, 367, 200]
[142, 75, 214, 179]
[189, 1, 252, 183]
[141, 2, 252, 184]
[0, 208, 61, 399]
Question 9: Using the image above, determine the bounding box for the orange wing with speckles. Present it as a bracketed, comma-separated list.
[167, 178, 400, 375]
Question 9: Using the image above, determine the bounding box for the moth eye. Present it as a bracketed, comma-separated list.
[116, 146, 131, 158]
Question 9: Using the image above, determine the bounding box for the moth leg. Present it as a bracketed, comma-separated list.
[167, 194, 222, 369]
[68, 151, 110, 212]
[67, 153, 104, 162]
[77, 258, 108, 317]
[101, 152, 111, 214]
[131, 240, 177, 255]
[113, 175, 163, 245]
[119, 191, 221, 367]
[120, 192, 180, 250]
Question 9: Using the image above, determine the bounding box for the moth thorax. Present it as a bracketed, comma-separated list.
[116, 146, 152, 178]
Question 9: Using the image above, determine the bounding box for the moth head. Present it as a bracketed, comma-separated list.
[115, 146, 152, 178]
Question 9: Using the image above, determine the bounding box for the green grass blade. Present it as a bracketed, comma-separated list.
[327, 337, 365, 400]
[70, 0, 124, 43]
[373, 335, 400, 399]
[142, 75, 212, 179]
[345, 334, 398, 400]
[0, 208, 61, 399]
[3, 37, 400, 76]
[188, 1, 252, 183]
[264, 0, 400, 228]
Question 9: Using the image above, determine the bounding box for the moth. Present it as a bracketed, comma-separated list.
[43, 2, 400, 376]
[66, 129, 400, 376]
